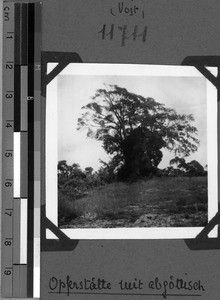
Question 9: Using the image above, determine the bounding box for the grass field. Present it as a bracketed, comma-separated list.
[59, 176, 208, 228]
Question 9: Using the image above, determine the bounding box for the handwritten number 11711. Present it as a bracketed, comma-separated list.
[98, 24, 147, 47]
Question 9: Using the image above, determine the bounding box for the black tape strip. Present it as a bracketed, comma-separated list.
[185, 212, 220, 250]
[21, 3, 28, 66]
[28, 3, 35, 98]
[14, 3, 21, 132]
[41, 51, 82, 252]
[41, 206, 79, 252]
[41, 51, 83, 97]
[182, 56, 220, 101]
[182, 56, 220, 250]
[182, 56, 220, 66]
[196, 212, 220, 239]
[45, 62, 69, 86]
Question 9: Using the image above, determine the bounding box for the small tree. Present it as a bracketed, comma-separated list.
[185, 160, 205, 176]
[170, 157, 205, 176]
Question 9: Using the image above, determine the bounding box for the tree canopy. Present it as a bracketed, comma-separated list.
[77, 85, 200, 180]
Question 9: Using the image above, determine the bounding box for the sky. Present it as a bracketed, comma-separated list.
[57, 73, 207, 171]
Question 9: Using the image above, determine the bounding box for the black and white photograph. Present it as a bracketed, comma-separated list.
[46, 64, 218, 239]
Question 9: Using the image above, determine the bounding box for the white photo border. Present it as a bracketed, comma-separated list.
[45, 63, 218, 239]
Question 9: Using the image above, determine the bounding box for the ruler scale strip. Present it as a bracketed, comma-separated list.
[2, 2, 15, 297]
[13, 2, 28, 298]
[2, 2, 41, 298]
[13, 2, 22, 298]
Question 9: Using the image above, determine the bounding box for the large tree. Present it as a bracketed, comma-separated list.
[77, 85, 200, 179]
